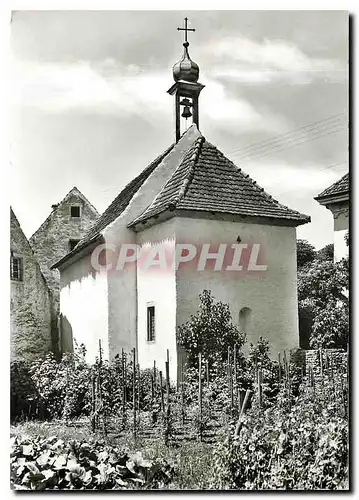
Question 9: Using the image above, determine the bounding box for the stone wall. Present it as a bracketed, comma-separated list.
[10, 209, 52, 361]
[29, 187, 99, 313]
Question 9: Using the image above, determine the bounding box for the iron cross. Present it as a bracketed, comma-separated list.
[177, 17, 195, 43]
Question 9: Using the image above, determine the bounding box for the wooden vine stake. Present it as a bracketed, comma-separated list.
[258, 368, 263, 409]
[122, 349, 127, 429]
[98, 340, 107, 436]
[165, 358, 171, 445]
[278, 353, 282, 384]
[159, 370, 165, 415]
[227, 346, 233, 417]
[198, 352, 203, 442]
[233, 344, 238, 408]
[181, 358, 185, 427]
[132, 348, 137, 440]
[234, 389, 252, 438]
[91, 374, 96, 432]
[319, 348, 324, 378]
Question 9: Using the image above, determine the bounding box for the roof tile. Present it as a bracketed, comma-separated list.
[130, 136, 310, 227]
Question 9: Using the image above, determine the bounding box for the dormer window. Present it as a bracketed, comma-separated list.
[70, 205, 81, 218]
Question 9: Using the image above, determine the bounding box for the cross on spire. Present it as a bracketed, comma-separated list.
[177, 17, 195, 44]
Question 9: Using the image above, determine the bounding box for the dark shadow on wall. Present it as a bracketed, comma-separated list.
[59, 313, 74, 354]
[298, 306, 313, 350]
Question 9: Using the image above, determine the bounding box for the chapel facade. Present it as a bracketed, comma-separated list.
[54, 23, 310, 382]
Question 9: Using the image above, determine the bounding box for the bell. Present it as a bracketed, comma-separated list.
[181, 105, 192, 119]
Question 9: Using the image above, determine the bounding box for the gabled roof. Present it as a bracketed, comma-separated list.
[315, 172, 349, 201]
[52, 144, 174, 269]
[129, 133, 310, 228]
[30, 186, 99, 243]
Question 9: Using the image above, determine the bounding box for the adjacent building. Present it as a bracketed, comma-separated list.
[10, 188, 99, 360]
[315, 172, 349, 262]
[10, 208, 52, 360]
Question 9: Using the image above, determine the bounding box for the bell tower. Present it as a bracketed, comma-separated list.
[167, 17, 205, 142]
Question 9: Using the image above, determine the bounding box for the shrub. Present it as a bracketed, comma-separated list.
[177, 290, 246, 368]
[211, 378, 348, 490]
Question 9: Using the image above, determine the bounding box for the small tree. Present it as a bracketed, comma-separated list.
[298, 257, 349, 349]
[297, 239, 316, 269]
[177, 290, 245, 368]
[316, 243, 334, 262]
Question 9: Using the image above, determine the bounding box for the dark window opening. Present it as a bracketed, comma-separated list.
[147, 305, 155, 342]
[70, 206, 81, 218]
[10, 256, 23, 281]
[69, 239, 80, 252]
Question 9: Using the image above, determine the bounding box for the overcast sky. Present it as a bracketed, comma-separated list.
[10, 10, 348, 248]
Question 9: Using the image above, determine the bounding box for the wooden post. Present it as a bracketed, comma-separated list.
[122, 349, 127, 429]
[234, 389, 252, 437]
[181, 365, 185, 427]
[319, 348, 324, 378]
[227, 346, 233, 416]
[153, 360, 157, 390]
[206, 360, 210, 386]
[132, 348, 137, 440]
[278, 353, 282, 384]
[137, 363, 141, 412]
[165, 360, 170, 444]
[233, 345, 237, 399]
[98, 340, 107, 436]
[258, 369, 263, 409]
[91, 374, 96, 432]
[198, 352, 203, 441]
[159, 370, 165, 414]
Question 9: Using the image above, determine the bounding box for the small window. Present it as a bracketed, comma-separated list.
[10, 255, 23, 281]
[147, 305, 155, 342]
[69, 239, 80, 252]
[70, 205, 81, 218]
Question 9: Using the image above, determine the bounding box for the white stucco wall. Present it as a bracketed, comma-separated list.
[102, 125, 201, 360]
[332, 203, 349, 262]
[136, 219, 177, 381]
[60, 256, 109, 363]
[174, 217, 299, 358]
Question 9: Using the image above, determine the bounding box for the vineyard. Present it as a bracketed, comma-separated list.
[10, 339, 349, 490]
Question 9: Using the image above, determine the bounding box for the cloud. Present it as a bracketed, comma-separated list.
[11, 59, 285, 134]
[200, 36, 347, 85]
[240, 160, 348, 197]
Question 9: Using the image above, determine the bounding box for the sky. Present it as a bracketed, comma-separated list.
[9, 10, 348, 249]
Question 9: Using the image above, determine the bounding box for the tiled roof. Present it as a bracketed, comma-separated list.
[130, 135, 310, 227]
[52, 144, 174, 267]
[316, 172, 349, 200]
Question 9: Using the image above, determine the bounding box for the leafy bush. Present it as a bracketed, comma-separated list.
[10, 434, 176, 490]
[298, 257, 349, 349]
[177, 290, 246, 368]
[211, 378, 348, 490]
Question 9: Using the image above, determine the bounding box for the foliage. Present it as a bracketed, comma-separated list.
[211, 378, 348, 490]
[316, 243, 334, 262]
[11, 360, 41, 422]
[177, 290, 246, 368]
[297, 239, 316, 269]
[298, 257, 349, 349]
[10, 434, 176, 490]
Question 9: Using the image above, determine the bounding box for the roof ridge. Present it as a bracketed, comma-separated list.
[170, 136, 204, 209]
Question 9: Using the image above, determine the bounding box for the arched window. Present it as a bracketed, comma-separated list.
[239, 307, 252, 333]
